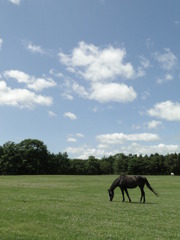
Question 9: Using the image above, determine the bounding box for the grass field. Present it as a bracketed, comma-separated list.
[0, 175, 179, 240]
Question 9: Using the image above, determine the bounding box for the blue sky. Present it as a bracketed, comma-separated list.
[0, 0, 180, 159]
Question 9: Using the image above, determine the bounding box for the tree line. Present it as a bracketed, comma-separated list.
[0, 139, 180, 175]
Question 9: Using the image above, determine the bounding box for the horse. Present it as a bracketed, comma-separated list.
[108, 175, 158, 203]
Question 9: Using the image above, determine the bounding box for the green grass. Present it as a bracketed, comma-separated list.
[0, 175, 179, 240]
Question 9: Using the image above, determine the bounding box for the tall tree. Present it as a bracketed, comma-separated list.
[18, 139, 49, 174]
[86, 156, 100, 175]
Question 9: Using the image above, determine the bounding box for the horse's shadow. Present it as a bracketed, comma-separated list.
[113, 200, 157, 205]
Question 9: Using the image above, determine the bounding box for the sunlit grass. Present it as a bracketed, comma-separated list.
[0, 175, 179, 239]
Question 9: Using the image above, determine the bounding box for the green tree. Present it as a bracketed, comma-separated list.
[113, 153, 128, 174]
[18, 139, 49, 174]
[0, 141, 23, 174]
[70, 159, 87, 174]
[99, 156, 114, 174]
[55, 152, 70, 174]
[86, 156, 100, 175]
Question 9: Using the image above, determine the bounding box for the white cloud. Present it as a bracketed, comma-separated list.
[90, 82, 137, 103]
[154, 49, 177, 71]
[65, 142, 179, 159]
[4, 70, 57, 91]
[96, 132, 159, 145]
[63, 79, 137, 103]
[49, 69, 63, 78]
[76, 133, 84, 138]
[157, 74, 173, 84]
[61, 93, 74, 100]
[137, 56, 150, 77]
[59, 42, 138, 104]
[27, 78, 56, 91]
[72, 82, 89, 98]
[63, 112, 77, 120]
[0, 38, 3, 49]
[66, 133, 84, 144]
[26, 42, 45, 55]
[141, 91, 150, 100]
[119, 143, 179, 156]
[48, 111, 57, 118]
[65, 146, 107, 159]
[148, 101, 180, 121]
[0, 81, 52, 109]
[4, 70, 30, 83]
[59, 41, 135, 82]
[147, 120, 162, 129]
[67, 137, 77, 143]
[139, 56, 150, 69]
[9, 0, 21, 5]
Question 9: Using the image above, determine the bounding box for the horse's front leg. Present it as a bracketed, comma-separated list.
[124, 188, 131, 203]
[140, 189, 143, 203]
[120, 188, 125, 202]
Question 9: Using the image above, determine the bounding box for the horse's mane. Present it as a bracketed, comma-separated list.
[110, 175, 122, 190]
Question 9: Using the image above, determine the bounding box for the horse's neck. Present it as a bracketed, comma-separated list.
[110, 178, 120, 191]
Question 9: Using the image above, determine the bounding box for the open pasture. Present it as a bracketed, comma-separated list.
[0, 175, 179, 240]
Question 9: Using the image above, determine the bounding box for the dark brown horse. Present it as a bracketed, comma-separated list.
[108, 175, 158, 203]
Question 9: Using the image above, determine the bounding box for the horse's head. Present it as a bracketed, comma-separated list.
[108, 189, 114, 201]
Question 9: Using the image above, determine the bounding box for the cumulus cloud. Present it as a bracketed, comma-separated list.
[65, 142, 179, 159]
[65, 146, 107, 159]
[157, 73, 173, 84]
[63, 112, 77, 120]
[0, 81, 52, 108]
[26, 42, 45, 55]
[59, 41, 135, 82]
[0, 38, 3, 50]
[4, 70, 57, 91]
[72, 82, 89, 98]
[147, 120, 162, 129]
[61, 92, 74, 101]
[96, 132, 159, 145]
[67, 137, 77, 143]
[9, 0, 21, 5]
[90, 82, 137, 103]
[4, 70, 30, 83]
[59, 42, 138, 103]
[137, 56, 150, 77]
[76, 133, 84, 138]
[119, 143, 179, 156]
[148, 101, 180, 121]
[154, 48, 177, 71]
[66, 133, 84, 144]
[141, 91, 150, 100]
[27, 78, 56, 91]
[48, 111, 57, 118]
[62, 80, 137, 103]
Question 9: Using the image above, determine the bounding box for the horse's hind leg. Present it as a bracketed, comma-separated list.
[125, 188, 131, 203]
[143, 190, 145, 203]
[121, 188, 125, 202]
[140, 188, 145, 203]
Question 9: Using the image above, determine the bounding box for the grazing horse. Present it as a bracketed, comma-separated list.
[108, 175, 158, 203]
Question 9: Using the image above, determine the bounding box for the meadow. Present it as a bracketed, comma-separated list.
[0, 175, 179, 240]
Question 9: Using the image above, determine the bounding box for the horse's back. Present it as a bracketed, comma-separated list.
[120, 175, 146, 188]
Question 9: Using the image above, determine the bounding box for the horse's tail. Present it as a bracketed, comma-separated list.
[145, 178, 158, 196]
